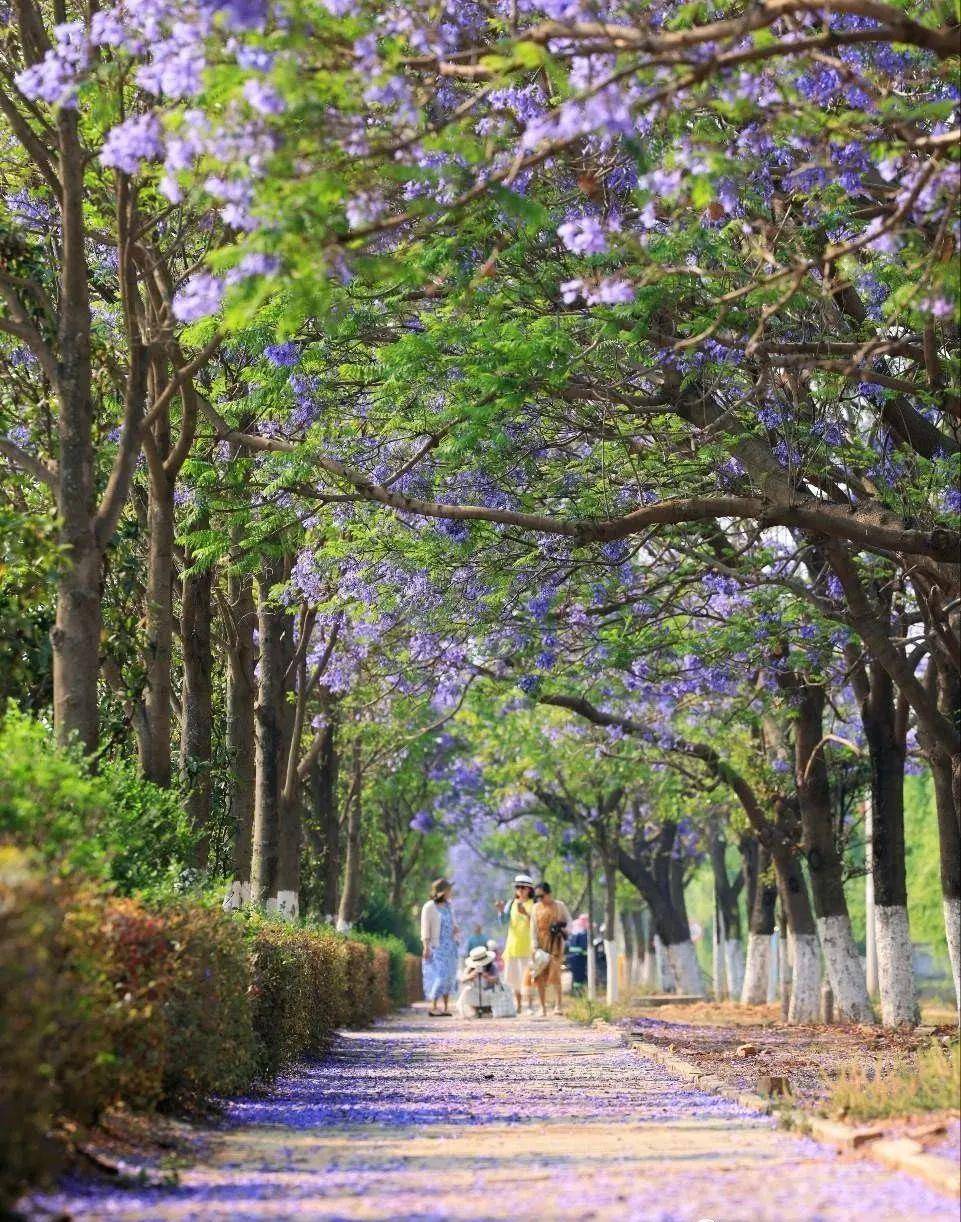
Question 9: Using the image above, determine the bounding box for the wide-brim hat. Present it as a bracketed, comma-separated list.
[467, 945, 496, 967]
[431, 877, 453, 899]
[513, 873, 534, 887]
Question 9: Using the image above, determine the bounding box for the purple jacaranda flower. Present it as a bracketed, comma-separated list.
[409, 810, 435, 833]
[15, 21, 88, 106]
[243, 78, 285, 115]
[557, 215, 609, 255]
[100, 112, 164, 175]
[265, 342, 300, 367]
[172, 272, 225, 322]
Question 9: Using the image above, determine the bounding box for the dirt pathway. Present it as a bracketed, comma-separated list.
[28, 1007, 957, 1221]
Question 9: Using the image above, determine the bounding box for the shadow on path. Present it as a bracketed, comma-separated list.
[22, 1007, 958, 1221]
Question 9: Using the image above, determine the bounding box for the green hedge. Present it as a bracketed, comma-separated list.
[0, 850, 411, 1211]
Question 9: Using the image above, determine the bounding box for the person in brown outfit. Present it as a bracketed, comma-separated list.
[528, 882, 572, 1017]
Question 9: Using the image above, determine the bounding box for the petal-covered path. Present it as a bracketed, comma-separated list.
[29, 1008, 957, 1221]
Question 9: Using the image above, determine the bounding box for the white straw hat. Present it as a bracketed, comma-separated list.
[467, 945, 496, 967]
[513, 873, 534, 887]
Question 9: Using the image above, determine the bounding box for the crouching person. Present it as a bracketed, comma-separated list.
[456, 946, 517, 1018]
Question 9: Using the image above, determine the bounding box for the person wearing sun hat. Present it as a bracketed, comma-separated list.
[455, 944, 515, 1018]
[495, 872, 536, 1013]
[421, 877, 459, 1015]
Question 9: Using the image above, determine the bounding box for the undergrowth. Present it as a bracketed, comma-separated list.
[824, 1039, 960, 1122]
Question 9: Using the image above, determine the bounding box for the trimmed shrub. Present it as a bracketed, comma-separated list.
[405, 953, 424, 1004]
[97, 897, 173, 1111]
[247, 917, 314, 1080]
[157, 900, 256, 1105]
[51, 884, 123, 1124]
[340, 938, 374, 1028]
[0, 849, 59, 1211]
[0, 860, 410, 1207]
[353, 930, 407, 1011]
[301, 925, 348, 1056]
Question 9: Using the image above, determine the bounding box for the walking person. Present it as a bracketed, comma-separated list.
[421, 878, 458, 1016]
[529, 882, 571, 1017]
[495, 873, 536, 1013]
[566, 913, 590, 992]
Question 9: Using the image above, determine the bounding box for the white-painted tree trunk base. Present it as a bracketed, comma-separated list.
[275, 890, 299, 921]
[642, 949, 656, 989]
[741, 933, 770, 1005]
[653, 936, 668, 992]
[605, 940, 619, 1005]
[724, 938, 745, 1001]
[665, 939, 702, 996]
[767, 930, 781, 1003]
[874, 905, 919, 1027]
[787, 932, 820, 1024]
[335, 916, 353, 933]
[943, 896, 960, 1011]
[817, 914, 872, 1023]
[222, 879, 250, 911]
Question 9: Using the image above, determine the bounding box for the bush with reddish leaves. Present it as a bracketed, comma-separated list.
[1, 856, 412, 1211]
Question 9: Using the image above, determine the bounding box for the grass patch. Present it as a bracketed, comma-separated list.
[824, 1040, 960, 1122]
[566, 996, 617, 1026]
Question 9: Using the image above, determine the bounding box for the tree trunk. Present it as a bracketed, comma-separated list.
[930, 748, 961, 1008]
[51, 110, 97, 755]
[741, 843, 778, 1005]
[52, 533, 101, 756]
[773, 844, 820, 1023]
[337, 743, 363, 930]
[140, 467, 175, 786]
[250, 556, 292, 906]
[793, 683, 871, 1022]
[709, 829, 744, 999]
[223, 571, 256, 909]
[862, 663, 918, 1026]
[617, 824, 702, 995]
[621, 911, 636, 987]
[602, 847, 618, 1004]
[180, 555, 213, 868]
[311, 710, 341, 920]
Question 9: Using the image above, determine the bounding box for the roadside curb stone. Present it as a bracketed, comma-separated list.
[599, 1017, 961, 1199]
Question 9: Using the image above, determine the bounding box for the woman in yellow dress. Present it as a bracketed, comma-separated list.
[496, 873, 536, 1012]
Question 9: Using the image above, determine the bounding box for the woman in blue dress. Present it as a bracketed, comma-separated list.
[420, 878, 459, 1015]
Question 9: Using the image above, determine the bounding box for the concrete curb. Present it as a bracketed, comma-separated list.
[594, 1019, 960, 1198]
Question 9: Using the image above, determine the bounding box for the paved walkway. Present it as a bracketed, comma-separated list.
[29, 1007, 957, 1221]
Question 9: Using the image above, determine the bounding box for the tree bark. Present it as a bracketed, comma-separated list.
[930, 749, 961, 1008]
[140, 459, 175, 786]
[310, 708, 341, 920]
[773, 841, 820, 1022]
[709, 829, 744, 999]
[742, 843, 778, 1004]
[617, 824, 701, 995]
[920, 663, 961, 1007]
[180, 553, 213, 868]
[223, 570, 256, 909]
[602, 845, 619, 1003]
[337, 742, 363, 930]
[250, 556, 293, 906]
[51, 110, 97, 755]
[792, 681, 872, 1021]
[861, 661, 919, 1025]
